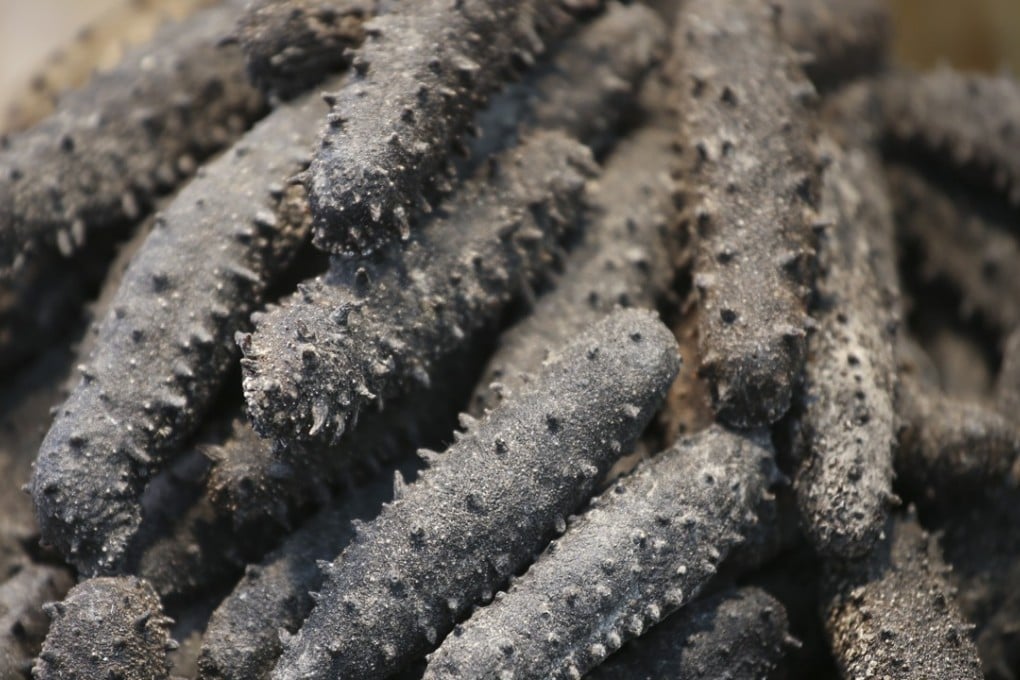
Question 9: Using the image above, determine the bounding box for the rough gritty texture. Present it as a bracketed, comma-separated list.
[586, 587, 791, 680]
[776, 0, 891, 91]
[896, 374, 1020, 508]
[34, 576, 177, 680]
[242, 132, 596, 445]
[423, 425, 776, 680]
[469, 2, 667, 162]
[886, 162, 1020, 332]
[996, 327, 1020, 415]
[659, 294, 715, 444]
[823, 511, 983, 680]
[272, 309, 680, 680]
[304, 0, 585, 254]
[674, 0, 819, 428]
[236, 0, 373, 98]
[200, 471, 402, 680]
[0, 0, 264, 273]
[880, 69, 1020, 207]
[0, 563, 74, 679]
[29, 79, 336, 576]
[795, 142, 899, 559]
[471, 126, 678, 414]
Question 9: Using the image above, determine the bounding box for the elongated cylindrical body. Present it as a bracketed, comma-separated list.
[272, 309, 680, 680]
[0, 0, 264, 272]
[0, 563, 74, 679]
[304, 0, 585, 254]
[674, 0, 819, 428]
[423, 425, 776, 680]
[241, 131, 596, 445]
[30, 78, 338, 576]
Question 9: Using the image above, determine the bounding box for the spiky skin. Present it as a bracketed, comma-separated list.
[880, 69, 1020, 207]
[236, 0, 373, 99]
[29, 80, 336, 576]
[472, 126, 678, 414]
[304, 0, 586, 254]
[34, 576, 177, 680]
[775, 0, 891, 92]
[674, 0, 819, 428]
[470, 2, 668, 162]
[0, 563, 74, 679]
[795, 142, 899, 559]
[241, 131, 596, 445]
[823, 511, 983, 680]
[886, 162, 1020, 331]
[422, 425, 776, 680]
[199, 472, 402, 680]
[896, 374, 1020, 507]
[0, 0, 264, 273]
[586, 587, 791, 680]
[271, 309, 680, 680]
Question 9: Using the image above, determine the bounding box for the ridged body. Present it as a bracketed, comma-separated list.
[0, 0, 264, 271]
[823, 512, 983, 680]
[471, 125, 678, 414]
[586, 587, 790, 680]
[272, 309, 680, 680]
[423, 425, 776, 680]
[34, 576, 177, 680]
[674, 0, 819, 427]
[795, 143, 899, 559]
[242, 131, 596, 445]
[0, 563, 74, 679]
[30, 80, 335, 575]
[305, 0, 584, 253]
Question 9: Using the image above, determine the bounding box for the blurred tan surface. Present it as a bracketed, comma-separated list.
[891, 0, 1020, 73]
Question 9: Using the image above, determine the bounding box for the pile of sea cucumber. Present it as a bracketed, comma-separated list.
[1, 0, 1019, 678]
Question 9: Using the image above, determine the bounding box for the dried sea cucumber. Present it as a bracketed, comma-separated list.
[470, 125, 678, 414]
[422, 425, 777, 680]
[469, 2, 667, 162]
[880, 69, 1020, 207]
[303, 0, 588, 254]
[0, 0, 264, 273]
[794, 142, 899, 559]
[199, 470, 403, 680]
[271, 309, 680, 680]
[29, 77, 339, 576]
[241, 131, 596, 445]
[0, 0, 218, 134]
[236, 0, 374, 98]
[885, 162, 1020, 331]
[34, 576, 178, 680]
[674, 0, 819, 428]
[996, 327, 1020, 415]
[586, 587, 791, 680]
[776, 0, 891, 91]
[0, 563, 74, 679]
[822, 511, 983, 680]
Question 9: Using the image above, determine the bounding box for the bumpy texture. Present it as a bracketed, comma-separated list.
[880, 69, 1020, 206]
[470, 2, 667, 161]
[200, 471, 402, 680]
[776, 0, 891, 91]
[823, 511, 983, 679]
[236, 0, 373, 98]
[242, 131, 596, 445]
[272, 309, 680, 680]
[471, 126, 678, 414]
[674, 0, 819, 428]
[886, 162, 1020, 331]
[423, 425, 777, 680]
[586, 587, 791, 680]
[34, 576, 177, 680]
[0, 0, 264, 273]
[304, 0, 585, 254]
[29, 79, 335, 576]
[0, 563, 74, 679]
[795, 142, 899, 559]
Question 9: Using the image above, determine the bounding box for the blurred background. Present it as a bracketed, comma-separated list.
[0, 0, 1019, 125]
